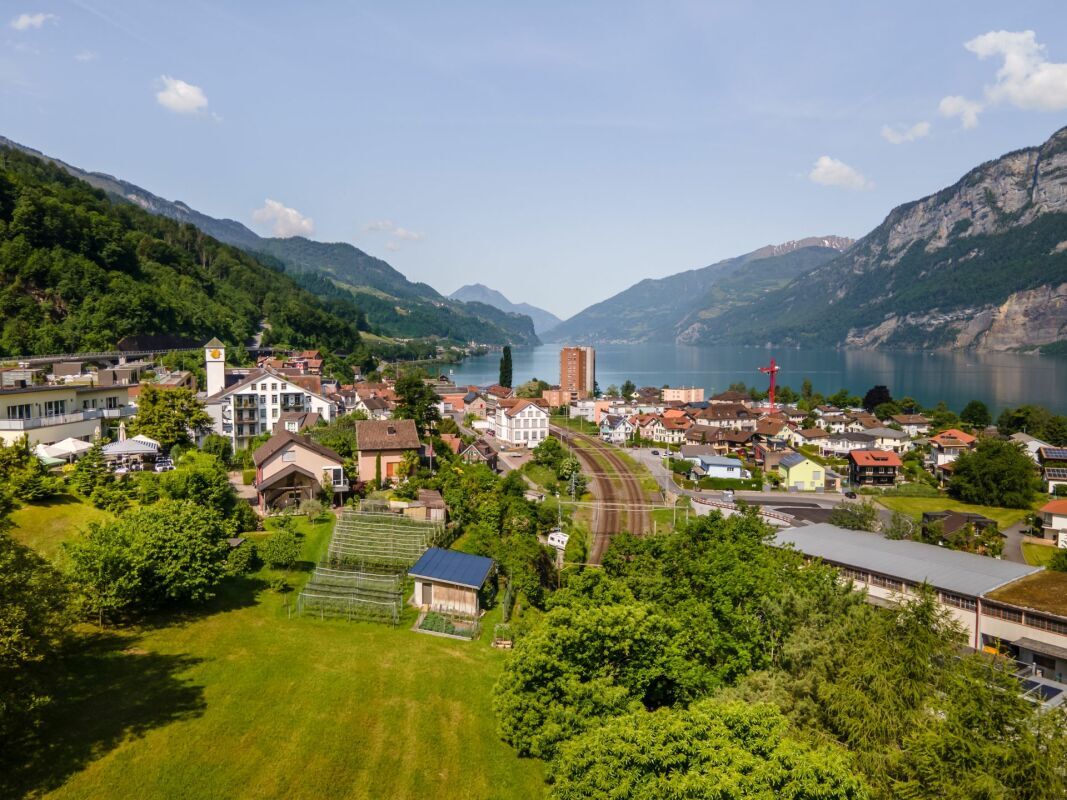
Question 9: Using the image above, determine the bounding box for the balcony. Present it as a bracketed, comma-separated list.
[0, 405, 134, 431]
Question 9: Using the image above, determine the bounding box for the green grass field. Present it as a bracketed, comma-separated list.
[10, 493, 112, 559]
[875, 496, 1032, 529]
[1022, 541, 1058, 567]
[11, 507, 544, 800]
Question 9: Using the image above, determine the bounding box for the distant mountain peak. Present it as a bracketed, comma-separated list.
[748, 236, 854, 260]
[449, 283, 562, 335]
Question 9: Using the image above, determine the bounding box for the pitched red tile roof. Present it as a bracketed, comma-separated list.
[848, 449, 902, 467]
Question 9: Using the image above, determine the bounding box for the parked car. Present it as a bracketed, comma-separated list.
[722, 489, 735, 503]
[844, 490, 858, 499]
[113, 465, 129, 475]
[651, 450, 660, 456]
[154, 461, 175, 473]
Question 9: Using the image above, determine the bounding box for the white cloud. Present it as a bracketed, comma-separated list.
[155, 75, 208, 115]
[881, 121, 930, 144]
[74, 49, 97, 62]
[808, 156, 873, 191]
[251, 199, 315, 238]
[364, 219, 425, 250]
[939, 95, 982, 129]
[940, 30, 1067, 129]
[10, 12, 57, 31]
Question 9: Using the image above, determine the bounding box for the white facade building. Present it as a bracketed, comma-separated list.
[494, 400, 549, 448]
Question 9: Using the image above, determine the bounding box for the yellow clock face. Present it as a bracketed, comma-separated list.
[210, 349, 221, 359]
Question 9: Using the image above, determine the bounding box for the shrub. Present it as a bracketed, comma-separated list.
[242, 468, 256, 486]
[225, 541, 260, 575]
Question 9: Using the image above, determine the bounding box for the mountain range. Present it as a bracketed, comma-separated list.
[0, 136, 538, 347]
[545, 237, 853, 343]
[449, 284, 562, 334]
[551, 126, 1067, 352]
[687, 126, 1067, 352]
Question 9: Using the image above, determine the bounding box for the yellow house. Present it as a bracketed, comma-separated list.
[777, 451, 824, 491]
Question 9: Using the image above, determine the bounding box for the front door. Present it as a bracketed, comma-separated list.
[422, 583, 433, 606]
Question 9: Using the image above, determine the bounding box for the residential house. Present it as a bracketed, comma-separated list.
[850, 412, 881, 429]
[1038, 499, 1067, 548]
[1012, 432, 1052, 464]
[848, 449, 902, 487]
[863, 426, 913, 453]
[484, 384, 515, 402]
[816, 413, 852, 434]
[656, 415, 692, 445]
[777, 452, 824, 491]
[891, 414, 931, 437]
[930, 429, 976, 469]
[821, 431, 876, 457]
[274, 410, 321, 435]
[753, 418, 791, 445]
[495, 399, 550, 448]
[1038, 447, 1067, 494]
[694, 403, 757, 431]
[921, 511, 1000, 548]
[599, 414, 636, 445]
[541, 387, 575, 408]
[632, 413, 660, 441]
[252, 431, 347, 512]
[787, 427, 830, 449]
[460, 438, 498, 471]
[354, 419, 422, 483]
[463, 391, 487, 419]
[684, 453, 751, 481]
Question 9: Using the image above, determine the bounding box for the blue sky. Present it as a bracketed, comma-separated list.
[2, 2, 1067, 318]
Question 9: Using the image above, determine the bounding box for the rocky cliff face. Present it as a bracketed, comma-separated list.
[693, 126, 1067, 352]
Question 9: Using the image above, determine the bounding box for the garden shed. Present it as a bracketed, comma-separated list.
[408, 547, 494, 617]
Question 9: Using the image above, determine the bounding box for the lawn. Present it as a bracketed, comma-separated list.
[875, 496, 1032, 529]
[10, 513, 544, 800]
[1022, 541, 1059, 567]
[10, 493, 112, 559]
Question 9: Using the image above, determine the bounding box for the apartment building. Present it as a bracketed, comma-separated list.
[559, 346, 595, 400]
[0, 382, 135, 446]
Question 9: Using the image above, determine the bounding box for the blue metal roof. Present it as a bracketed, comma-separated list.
[779, 452, 811, 469]
[409, 547, 495, 589]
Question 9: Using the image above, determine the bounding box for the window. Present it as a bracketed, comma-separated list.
[105, 396, 118, 410]
[939, 592, 977, 611]
[330, 467, 344, 485]
[260, 383, 268, 391]
[1027, 614, 1067, 636]
[282, 449, 296, 462]
[983, 603, 1023, 623]
[285, 422, 298, 432]
[44, 400, 66, 417]
[839, 567, 867, 583]
[6, 403, 31, 420]
[260, 395, 267, 405]
[271, 383, 278, 390]
[871, 573, 904, 592]
[82, 399, 97, 409]
[271, 395, 278, 404]
[272, 408, 279, 419]
[259, 408, 267, 419]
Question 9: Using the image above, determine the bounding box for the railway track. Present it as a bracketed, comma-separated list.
[551, 426, 650, 563]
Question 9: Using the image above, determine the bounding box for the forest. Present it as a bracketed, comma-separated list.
[0, 148, 366, 357]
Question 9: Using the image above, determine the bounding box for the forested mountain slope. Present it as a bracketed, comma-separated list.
[0, 148, 365, 356]
[545, 237, 851, 343]
[0, 136, 538, 346]
[691, 126, 1067, 351]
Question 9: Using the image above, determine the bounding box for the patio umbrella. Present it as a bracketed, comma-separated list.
[48, 437, 93, 461]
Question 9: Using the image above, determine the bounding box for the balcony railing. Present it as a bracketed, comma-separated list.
[0, 405, 135, 431]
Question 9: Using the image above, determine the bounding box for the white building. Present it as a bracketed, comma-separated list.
[494, 399, 549, 448]
[600, 414, 635, 444]
[201, 339, 338, 452]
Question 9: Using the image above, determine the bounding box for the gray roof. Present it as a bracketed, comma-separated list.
[864, 427, 909, 439]
[779, 452, 813, 469]
[774, 523, 1041, 598]
[409, 547, 494, 589]
[694, 455, 744, 468]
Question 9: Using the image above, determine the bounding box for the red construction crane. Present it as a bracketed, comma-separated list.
[758, 357, 780, 411]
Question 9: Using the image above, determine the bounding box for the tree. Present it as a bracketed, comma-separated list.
[605, 384, 619, 397]
[133, 386, 212, 450]
[200, 433, 233, 465]
[949, 439, 1037, 509]
[959, 399, 991, 428]
[801, 377, 814, 401]
[862, 385, 892, 412]
[0, 526, 73, 747]
[549, 700, 868, 800]
[261, 524, 301, 570]
[70, 440, 108, 495]
[65, 520, 143, 624]
[829, 500, 879, 532]
[620, 379, 636, 399]
[516, 378, 549, 398]
[499, 346, 513, 388]
[394, 373, 440, 436]
[882, 510, 914, 540]
[0, 437, 59, 501]
[532, 436, 565, 470]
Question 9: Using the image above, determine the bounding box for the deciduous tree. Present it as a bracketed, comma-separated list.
[133, 386, 212, 450]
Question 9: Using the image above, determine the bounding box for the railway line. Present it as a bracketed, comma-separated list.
[551, 425, 651, 563]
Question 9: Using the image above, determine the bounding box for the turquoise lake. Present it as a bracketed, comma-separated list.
[447, 344, 1067, 415]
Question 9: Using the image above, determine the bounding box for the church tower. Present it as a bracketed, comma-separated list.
[204, 337, 226, 397]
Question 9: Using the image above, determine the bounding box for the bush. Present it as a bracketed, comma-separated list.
[880, 483, 941, 497]
[242, 468, 256, 486]
[261, 525, 301, 570]
[89, 480, 132, 514]
[225, 541, 260, 575]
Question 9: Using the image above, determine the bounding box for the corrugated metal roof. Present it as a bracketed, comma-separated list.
[774, 523, 1040, 597]
[409, 547, 494, 589]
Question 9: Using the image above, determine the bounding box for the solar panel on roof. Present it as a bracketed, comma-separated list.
[1023, 680, 1064, 701]
[1045, 467, 1067, 479]
[1043, 448, 1067, 461]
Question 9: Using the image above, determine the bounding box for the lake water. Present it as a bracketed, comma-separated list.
[448, 344, 1067, 415]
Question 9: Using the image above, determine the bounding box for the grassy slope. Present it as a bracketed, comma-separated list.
[10, 494, 112, 559]
[875, 496, 1031, 528]
[1022, 541, 1058, 567]
[14, 508, 543, 800]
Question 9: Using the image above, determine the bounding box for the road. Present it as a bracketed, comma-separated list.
[552, 426, 650, 563]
